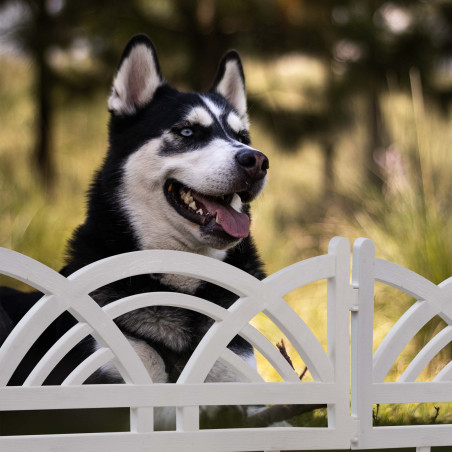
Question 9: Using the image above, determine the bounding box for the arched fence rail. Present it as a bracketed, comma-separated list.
[0, 237, 450, 451]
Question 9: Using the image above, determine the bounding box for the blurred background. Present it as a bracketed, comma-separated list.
[0, 0, 452, 426]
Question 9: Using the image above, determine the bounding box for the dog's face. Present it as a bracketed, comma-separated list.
[107, 35, 269, 253]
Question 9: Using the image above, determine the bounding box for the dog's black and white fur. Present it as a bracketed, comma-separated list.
[0, 35, 269, 403]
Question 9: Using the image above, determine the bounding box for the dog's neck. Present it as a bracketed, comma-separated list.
[148, 244, 227, 294]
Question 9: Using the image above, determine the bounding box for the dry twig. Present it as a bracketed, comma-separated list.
[243, 338, 326, 427]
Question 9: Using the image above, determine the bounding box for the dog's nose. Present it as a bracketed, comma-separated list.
[235, 149, 269, 181]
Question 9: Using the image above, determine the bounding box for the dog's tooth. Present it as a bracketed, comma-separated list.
[189, 201, 197, 210]
[215, 215, 220, 224]
[196, 209, 204, 215]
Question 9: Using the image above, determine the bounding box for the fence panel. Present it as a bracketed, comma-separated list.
[351, 238, 452, 450]
[0, 237, 352, 451]
[1, 237, 451, 451]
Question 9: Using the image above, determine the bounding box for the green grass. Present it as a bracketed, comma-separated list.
[1, 53, 452, 431]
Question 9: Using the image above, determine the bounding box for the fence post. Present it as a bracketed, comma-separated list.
[327, 237, 351, 439]
[351, 238, 375, 448]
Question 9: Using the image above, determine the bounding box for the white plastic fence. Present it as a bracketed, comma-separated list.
[0, 237, 450, 451]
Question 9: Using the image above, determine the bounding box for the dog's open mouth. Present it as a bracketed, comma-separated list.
[164, 179, 250, 239]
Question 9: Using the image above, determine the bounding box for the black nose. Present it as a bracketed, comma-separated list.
[235, 149, 269, 181]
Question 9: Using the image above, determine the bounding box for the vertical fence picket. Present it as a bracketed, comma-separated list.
[327, 237, 352, 442]
[351, 238, 376, 448]
[131, 407, 154, 432]
[176, 406, 200, 431]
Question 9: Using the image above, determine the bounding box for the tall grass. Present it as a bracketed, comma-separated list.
[348, 82, 452, 380]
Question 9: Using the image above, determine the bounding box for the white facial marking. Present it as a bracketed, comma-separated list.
[185, 106, 214, 127]
[201, 96, 223, 120]
[170, 138, 244, 195]
[227, 111, 243, 134]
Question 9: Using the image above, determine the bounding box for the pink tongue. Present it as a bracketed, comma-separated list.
[199, 197, 250, 238]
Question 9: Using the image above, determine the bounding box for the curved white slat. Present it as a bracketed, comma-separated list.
[67, 250, 263, 298]
[0, 294, 67, 386]
[177, 253, 337, 385]
[27, 293, 299, 387]
[434, 361, 452, 382]
[179, 295, 333, 385]
[25, 294, 218, 389]
[373, 260, 452, 382]
[177, 295, 265, 385]
[239, 324, 301, 383]
[104, 293, 301, 383]
[62, 348, 114, 386]
[0, 290, 153, 386]
[0, 251, 80, 385]
[0, 247, 69, 295]
[264, 299, 334, 382]
[66, 293, 153, 385]
[104, 292, 226, 321]
[262, 254, 335, 297]
[217, 349, 264, 383]
[375, 259, 452, 323]
[399, 326, 452, 382]
[24, 323, 93, 386]
[373, 300, 437, 382]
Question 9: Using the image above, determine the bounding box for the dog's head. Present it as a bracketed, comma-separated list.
[106, 35, 269, 253]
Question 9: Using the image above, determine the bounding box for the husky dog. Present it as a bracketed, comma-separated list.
[0, 35, 269, 412]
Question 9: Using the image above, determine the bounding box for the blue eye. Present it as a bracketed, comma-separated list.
[180, 128, 193, 137]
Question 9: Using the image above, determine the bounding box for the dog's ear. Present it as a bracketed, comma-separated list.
[108, 34, 163, 116]
[210, 51, 248, 122]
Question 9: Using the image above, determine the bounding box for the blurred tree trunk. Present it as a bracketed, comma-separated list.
[322, 138, 335, 202]
[174, 0, 222, 91]
[366, 86, 384, 191]
[194, 0, 220, 90]
[33, 0, 55, 193]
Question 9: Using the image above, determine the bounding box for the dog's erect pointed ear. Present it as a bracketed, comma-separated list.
[108, 34, 163, 116]
[210, 51, 248, 121]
